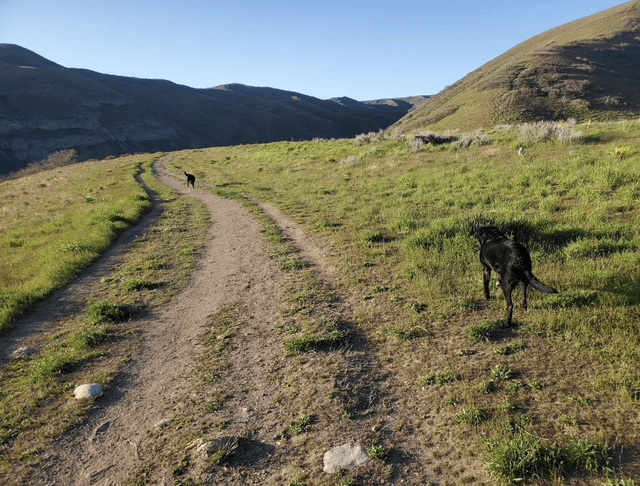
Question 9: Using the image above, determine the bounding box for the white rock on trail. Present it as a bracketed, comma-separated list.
[323, 442, 370, 473]
[73, 383, 103, 399]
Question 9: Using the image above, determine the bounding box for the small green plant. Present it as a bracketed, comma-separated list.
[407, 301, 427, 314]
[367, 445, 389, 460]
[607, 145, 632, 158]
[371, 285, 391, 293]
[484, 433, 557, 483]
[493, 342, 524, 355]
[444, 396, 459, 405]
[529, 380, 543, 390]
[419, 370, 459, 386]
[284, 333, 342, 354]
[488, 363, 514, 381]
[289, 414, 313, 435]
[458, 349, 475, 356]
[559, 436, 611, 475]
[283, 324, 300, 334]
[475, 380, 495, 394]
[382, 324, 428, 341]
[208, 437, 239, 465]
[121, 278, 163, 292]
[337, 479, 354, 486]
[85, 301, 131, 323]
[484, 432, 611, 483]
[360, 229, 387, 244]
[506, 380, 525, 391]
[568, 396, 591, 406]
[465, 320, 500, 343]
[279, 256, 310, 271]
[497, 396, 516, 414]
[455, 406, 487, 426]
[18, 448, 40, 460]
[560, 415, 578, 426]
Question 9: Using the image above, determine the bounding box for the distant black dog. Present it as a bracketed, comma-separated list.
[184, 171, 195, 188]
[475, 225, 557, 325]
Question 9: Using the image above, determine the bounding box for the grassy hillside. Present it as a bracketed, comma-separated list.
[395, 0, 640, 132]
[3, 119, 640, 483]
[0, 156, 155, 332]
[0, 154, 210, 481]
[164, 119, 640, 483]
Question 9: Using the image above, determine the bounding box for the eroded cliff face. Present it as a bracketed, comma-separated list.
[0, 62, 204, 172]
[0, 45, 422, 174]
[1, 99, 182, 165]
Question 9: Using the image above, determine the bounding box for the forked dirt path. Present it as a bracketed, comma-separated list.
[29, 158, 293, 484]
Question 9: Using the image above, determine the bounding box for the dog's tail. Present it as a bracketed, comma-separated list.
[528, 273, 558, 294]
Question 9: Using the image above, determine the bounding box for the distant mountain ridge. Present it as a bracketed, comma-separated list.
[0, 45, 428, 174]
[394, 0, 640, 132]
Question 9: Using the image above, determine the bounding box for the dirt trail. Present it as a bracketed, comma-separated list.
[25, 158, 288, 484]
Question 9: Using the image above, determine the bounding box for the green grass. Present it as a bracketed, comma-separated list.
[161, 118, 640, 482]
[289, 414, 313, 435]
[0, 154, 210, 477]
[484, 432, 611, 484]
[0, 155, 154, 333]
[5, 117, 640, 483]
[167, 120, 640, 393]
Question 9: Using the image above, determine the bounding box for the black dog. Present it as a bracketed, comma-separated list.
[184, 171, 195, 188]
[475, 225, 557, 325]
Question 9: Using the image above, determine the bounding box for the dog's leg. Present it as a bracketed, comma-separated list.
[482, 265, 492, 300]
[520, 282, 528, 310]
[501, 279, 514, 326]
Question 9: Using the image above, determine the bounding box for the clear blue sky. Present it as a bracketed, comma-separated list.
[0, 0, 626, 100]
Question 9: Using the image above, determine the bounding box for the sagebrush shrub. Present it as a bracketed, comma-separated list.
[519, 119, 584, 144]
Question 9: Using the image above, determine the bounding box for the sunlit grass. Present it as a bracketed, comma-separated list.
[164, 118, 640, 482]
[0, 154, 210, 477]
[0, 155, 156, 333]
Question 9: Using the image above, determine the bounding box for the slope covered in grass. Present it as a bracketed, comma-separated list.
[0, 155, 156, 332]
[166, 119, 640, 482]
[395, 0, 640, 132]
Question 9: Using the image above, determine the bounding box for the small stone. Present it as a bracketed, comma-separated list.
[154, 418, 175, 428]
[12, 347, 35, 358]
[73, 383, 103, 399]
[186, 438, 205, 451]
[323, 442, 370, 473]
[95, 421, 110, 434]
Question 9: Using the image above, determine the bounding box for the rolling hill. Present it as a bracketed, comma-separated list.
[0, 44, 427, 175]
[394, 0, 640, 132]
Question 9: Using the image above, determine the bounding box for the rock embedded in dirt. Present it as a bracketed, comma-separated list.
[154, 418, 175, 428]
[11, 346, 35, 358]
[323, 442, 370, 473]
[73, 383, 103, 399]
